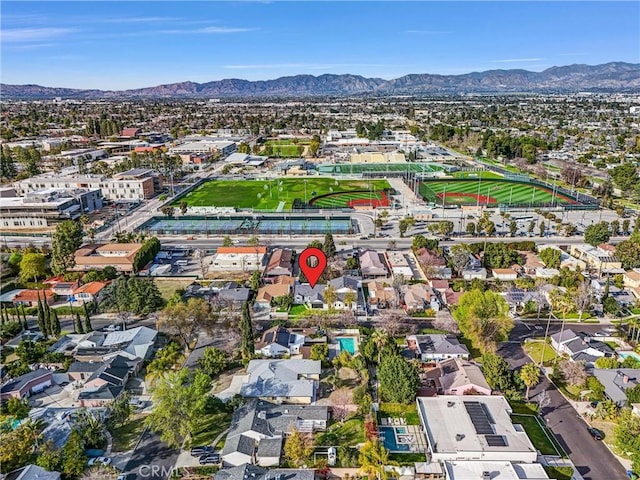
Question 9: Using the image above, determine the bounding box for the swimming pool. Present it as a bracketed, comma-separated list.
[619, 351, 640, 362]
[337, 337, 357, 355]
[379, 426, 410, 452]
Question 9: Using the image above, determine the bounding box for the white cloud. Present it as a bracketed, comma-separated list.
[491, 57, 545, 63]
[160, 26, 257, 35]
[1, 27, 77, 43]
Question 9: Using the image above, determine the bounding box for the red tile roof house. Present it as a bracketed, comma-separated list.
[72, 281, 109, 304]
[0, 368, 53, 401]
[121, 127, 141, 138]
[12, 290, 55, 307]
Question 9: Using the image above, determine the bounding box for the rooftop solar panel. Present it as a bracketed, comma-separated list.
[485, 435, 508, 447]
[464, 401, 495, 435]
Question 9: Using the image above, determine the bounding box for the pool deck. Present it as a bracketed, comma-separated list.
[378, 424, 428, 453]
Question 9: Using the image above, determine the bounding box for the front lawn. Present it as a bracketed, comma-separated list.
[188, 412, 233, 449]
[111, 414, 147, 452]
[511, 414, 565, 456]
[289, 304, 309, 317]
[543, 466, 574, 480]
[523, 340, 556, 365]
[378, 403, 420, 425]
[508, 401, 539, 415]
[316, 417, 365, 447]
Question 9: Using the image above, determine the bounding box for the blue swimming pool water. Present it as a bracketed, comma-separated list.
[337, 337, 356, 355]
[619, 351, 640, 362]
[379, 426, 409, 452]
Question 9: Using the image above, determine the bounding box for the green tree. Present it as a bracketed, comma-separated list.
[35, 440, 62, 472]
[614, 408, 640, 472]
[481, 352, 519, 394]
[82, 302, 92, 332]
[538, 222, 546, 237]
[250, 270, 261, 292]
[283, 428, 314, 467]
[509, 220, 518, 237]
[3, 398, 30, 419]
[74, 311, 84, 334]
[158, 297, 213, 351]
[51, 220, 84, 275]
[358, 439, 397, 480]
[594, 356, 619, 369]
[50, 309, 61, 337]
[19, 253, 47, 284]
[144, 369, 210, 448]
[101, 277, 164, 315]
[584, 221, 611, 246]
[199, 347, 228, 377]
[378, 355, 419, 404]
[611, 163, 640, 194]
[310, 343, 329, 361]
[222, 236, 234, 247]
[616, 233, 640, 269]
[61, 430, 87, 478]
[466, 222, 476, 236]
[0, 424, 37, 473]
[520, 363, 541, 400]
[179, 201, 188, 215]
[323, 233, 336, 258]
[539, 248, 561, 269]
[105, 392, 132, 428]
[454, 289, 513, 353]
[240, 301, 254, 361]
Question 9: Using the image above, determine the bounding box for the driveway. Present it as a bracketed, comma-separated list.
[498, 326, 629, 480]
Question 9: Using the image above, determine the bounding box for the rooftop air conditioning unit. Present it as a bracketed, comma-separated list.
[455, 434, 464, 441]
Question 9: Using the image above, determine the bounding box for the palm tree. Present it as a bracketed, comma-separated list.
[76, 410, 107, 448]
[370, 329, 389, 364]
[22, 419, 44, 452]
[359, 439, 397, 480]
[550, 289, 576, 366]
[520, 363, 541, 400]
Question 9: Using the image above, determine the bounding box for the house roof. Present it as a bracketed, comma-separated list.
[217, 246, 267, 255]
[439, 358, 491, 394]
[95, 243, 142, 253]
[73, 281, 108, 296]
[412, 334, 470, 357]
[359, 250, 388, 275]
[256, 284, 291, 303]
[294, 283, 325, 303]
[241, 359, 320, 399]
[265, 249, 293, 274]
[550, 329, 578, 344]
[78, 384, 123, 401]
[215, 465, 315, 480]
[257, 326, 292, 349]
[13, 290, 54, 302]
[492, 268, 517, 275]
[416, 248, 447, 267]
[1, 368, 52, 394]
[593, 369, 640, 405]
[4, 464, 60, 480]
[328, 275, 360, 291]
[67, 361, 103, 374]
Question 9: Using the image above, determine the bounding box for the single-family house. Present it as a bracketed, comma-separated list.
[406, 334, 470, 362]
[592, 369, 640, 406]
[221, 399, 327, 467]
[327, 276, 360, 310]
[550, 329, 615, 364]
[462, 268, 487, 281]
[521, 251, 544, 276]
[239, 359, 321, 404]
[439, 358, 492, 396]
[3, 465, 61, 480]
[415, 248, 451, 279]
[217, 282, 252, 308]
[569, 244, 623, 273]
[50, 281, 79, 297]
[624, 269, 640, 299]
[12, 289, 55, 307]
[366, 281, 398, 309]
[211, 246, 266, 272]
[70, 326, 157, 362]
[264, 249, 294, 277]
[255, 326, 311, 358]
[536, 268, 560, 279]
[72, 281, 109, 304]
[293, 283, 326, 309]
[254, 282, 293, 311]
[385, 250, 414, 280]
[402, 284, 440, 312]
[359, 250, 388, 277]
[78, 384, 124, 407]
[492, 268, 518, 281]
[0, 368, 53, 401]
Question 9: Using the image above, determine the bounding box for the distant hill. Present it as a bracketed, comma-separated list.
[2, 62, 638, 99]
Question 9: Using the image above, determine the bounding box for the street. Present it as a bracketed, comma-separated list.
[122, 427, 180, 480]
[499, 322, 629, 480]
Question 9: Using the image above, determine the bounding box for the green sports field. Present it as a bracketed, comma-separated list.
[175, 178, 391, 210]
[419, 179, 578, 207]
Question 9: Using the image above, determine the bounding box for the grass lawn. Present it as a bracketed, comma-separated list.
[508, 401, 539, 415]
[154, 278, 195, 301]
[523, 340, 556, 365]
[389, 452, 426, 465]
[589, 418, 620, 455]
[553, 312, 594, 320]
[451, 171, 503, 179]
[419, 179, 578, 207]
[175, 178, 391, 210]
[543, 466, 574, 480]
[289, 304, 309, 317]
[188, 412, 233, 449]
[460, 336, 482, 362]
[378, 403, 420, 425]
[418, 327, 449, 334]
[110, 414, 147, 452]
[316, 417, 365, 446]
[511, 414, 564, 456]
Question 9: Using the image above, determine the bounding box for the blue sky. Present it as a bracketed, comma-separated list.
[1, 1, 639, 90]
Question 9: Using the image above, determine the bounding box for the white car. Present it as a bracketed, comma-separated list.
[104, 324, 121, 332]
[87, 457, 112, 467]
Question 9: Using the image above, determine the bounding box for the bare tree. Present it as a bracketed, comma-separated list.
[331, 387, 353, 423]
[382, 310, 405, 337]
[433, 311, 460, 334]
[536, 389, 551, 414]
[558, 359, 587, 387]
[449, 245, 469, 277]
[574, 282, 592, 322]
[195, 248, 208, 279]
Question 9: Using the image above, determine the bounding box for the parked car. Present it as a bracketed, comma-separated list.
[104, 324, 121, 332]
[88, 457, 112, 466]
[117, 474, 135, 480]
[199, 454, 220, 465]
[588, 427, 604, 440]
[590, 401, 599, 409]
[190, 446, 215, 457]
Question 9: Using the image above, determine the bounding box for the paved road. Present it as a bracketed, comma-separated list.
[122, 428, 180, 480]
[499, 322, 629, 480]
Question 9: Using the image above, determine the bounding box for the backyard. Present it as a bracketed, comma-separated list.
[316, 417, 365, 447]
[378, 402, 420, 425]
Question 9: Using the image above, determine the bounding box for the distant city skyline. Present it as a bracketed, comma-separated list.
[1, 1, 639, 90]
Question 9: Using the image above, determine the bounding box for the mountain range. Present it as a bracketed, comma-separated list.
[2, 62, 639, 99]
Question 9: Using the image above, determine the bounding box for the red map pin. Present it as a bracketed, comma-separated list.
[298, 247, 327, 288]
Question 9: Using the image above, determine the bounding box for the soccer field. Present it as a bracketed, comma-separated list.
[419, 179, 578, 207]
[175, 178, 391, 210]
